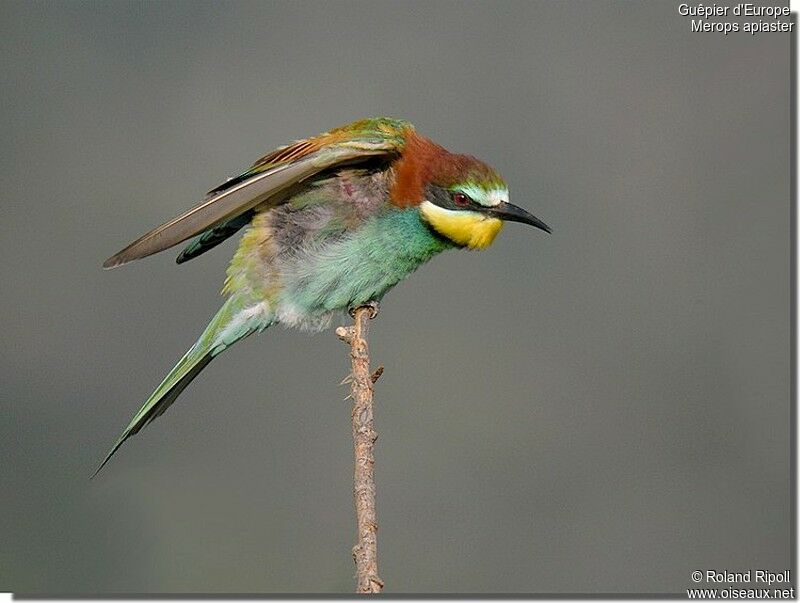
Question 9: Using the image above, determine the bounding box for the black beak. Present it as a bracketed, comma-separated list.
[489, 201, 552, 234]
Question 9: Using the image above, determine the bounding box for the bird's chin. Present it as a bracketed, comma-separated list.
[419, 201, 503, 250]
[465, 217, 503, 249]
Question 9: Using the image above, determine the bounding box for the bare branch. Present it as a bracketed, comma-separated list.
[338, 304, 384, 594]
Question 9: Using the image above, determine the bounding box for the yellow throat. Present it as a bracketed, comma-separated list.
[419, 201, 503, 250]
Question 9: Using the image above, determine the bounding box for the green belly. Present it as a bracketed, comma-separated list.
[283, 208, 451, 313]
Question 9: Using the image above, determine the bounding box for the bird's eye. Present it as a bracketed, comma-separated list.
[453, 192, 470, 207]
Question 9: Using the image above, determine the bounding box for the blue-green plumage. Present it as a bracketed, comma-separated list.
[283, 205, 452, 315]
[96, 117, 549, 474]
[93, 295, 260, 475]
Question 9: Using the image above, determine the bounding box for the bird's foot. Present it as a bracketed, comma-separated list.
[348, 300, 380, 319]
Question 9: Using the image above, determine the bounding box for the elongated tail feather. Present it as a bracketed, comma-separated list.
[93, 296, 271, 476]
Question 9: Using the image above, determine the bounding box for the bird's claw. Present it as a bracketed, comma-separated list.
[348, 300, 380, 319]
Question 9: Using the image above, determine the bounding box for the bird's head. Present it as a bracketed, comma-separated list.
[391, 133, 551, 249]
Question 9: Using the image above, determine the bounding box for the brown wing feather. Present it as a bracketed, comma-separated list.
[103, 118, 412, 269]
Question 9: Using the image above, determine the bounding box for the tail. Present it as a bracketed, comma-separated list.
[93, 296, 271, 477]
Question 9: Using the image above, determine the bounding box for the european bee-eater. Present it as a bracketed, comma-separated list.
[96, 117, 550, 475]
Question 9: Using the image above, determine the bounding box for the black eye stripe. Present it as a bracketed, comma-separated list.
[449, 191, 484, 211]
[426, 185, 488, 212]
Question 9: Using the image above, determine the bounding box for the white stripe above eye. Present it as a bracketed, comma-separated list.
[456, 185, 509, 207]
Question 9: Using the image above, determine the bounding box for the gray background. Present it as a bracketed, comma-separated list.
[0, 0, 792, 595]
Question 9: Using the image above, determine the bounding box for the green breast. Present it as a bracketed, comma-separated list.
[284, 208, 452, 313]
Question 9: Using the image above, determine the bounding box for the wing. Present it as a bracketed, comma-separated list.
[103, 117, 412, 269]
[174, 210, 255, 264]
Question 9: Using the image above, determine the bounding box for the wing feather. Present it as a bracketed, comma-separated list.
[103, 118, 411, 269]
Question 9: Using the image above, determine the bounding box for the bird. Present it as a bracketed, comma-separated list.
[95, 117, 550, 475]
